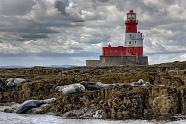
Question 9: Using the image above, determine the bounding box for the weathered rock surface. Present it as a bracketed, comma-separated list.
[0, 61, 186, 119]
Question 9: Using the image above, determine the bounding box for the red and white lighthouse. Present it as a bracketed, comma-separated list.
[125, 10, 143, 57]
[86, 10, 148, 66]
[102, 10, 144, 58]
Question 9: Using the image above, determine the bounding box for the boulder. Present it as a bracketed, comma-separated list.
[152, 95, 178, 116]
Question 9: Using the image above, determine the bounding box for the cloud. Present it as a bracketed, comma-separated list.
[0, 0, 186, 66]
[0, 0, 34, 16]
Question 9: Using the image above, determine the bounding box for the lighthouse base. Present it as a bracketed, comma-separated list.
[86, 56, 148, 67]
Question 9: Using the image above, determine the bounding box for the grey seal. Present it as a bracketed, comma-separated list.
[0, 78, 6, 91]
[80, 81, 118, 90]
[130, 79, 151, 87]
[16, 98, 56, 114]
[6, 78, 26, 87]
[96, 82, 117, 89]
[80, 81, 101, 91]
[55, 83, 85, 95]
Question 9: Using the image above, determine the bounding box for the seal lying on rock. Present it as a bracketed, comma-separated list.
[80, 81, 118, 90]
[130, 79, 151, 87]
[96, 82, 117, 89]
[93, 110, 102, 119]
[0, 78, 6, 91]
[6, 78, 26, 87]
[80, 81, 102, 91]
[55, 83, 85, 95]
[16, 98, 56, 114]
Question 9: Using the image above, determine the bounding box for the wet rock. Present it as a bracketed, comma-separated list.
[27, 104, 52, 114]
[1, 61, 186, 120]
[62, 109, 86, 118]
[2, 102, 20, 113]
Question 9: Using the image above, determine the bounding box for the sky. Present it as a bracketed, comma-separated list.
[0, 0, 186, 66]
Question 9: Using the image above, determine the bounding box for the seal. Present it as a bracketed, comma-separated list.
[93, 110, 102, 119]
[130, 79, 149, 86]
[96, 82, 117, 89]
[55, 83, 85, 95]
[6, 78, 26, 87]
[0, 78, 6, 91]
[16, 98, 56, 114]
[80, 81, 101, 91]
[80, 81, 118, 90]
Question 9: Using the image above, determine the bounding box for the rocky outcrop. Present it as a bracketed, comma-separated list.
[0, 61, 186, 119]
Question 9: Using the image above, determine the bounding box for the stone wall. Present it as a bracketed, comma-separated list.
[99, 56, 148, 66]
[86, 60, 101, 67]
[86, 56, 148, 66]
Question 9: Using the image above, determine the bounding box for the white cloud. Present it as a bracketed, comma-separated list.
[0, 0, 186, 65]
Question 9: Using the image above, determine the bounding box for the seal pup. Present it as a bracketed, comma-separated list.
[16, 98, 56, 114]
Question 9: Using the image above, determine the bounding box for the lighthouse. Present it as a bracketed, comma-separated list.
[125, 10, 143, 57]
[86, 10, 148, 66]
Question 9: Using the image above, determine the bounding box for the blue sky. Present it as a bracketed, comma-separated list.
[0, 0, 186, 66]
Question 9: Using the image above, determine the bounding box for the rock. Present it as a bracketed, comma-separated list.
[1, 61, 186, 120]
[1, 102, 20, 113]
[62, 109, 85, 118]
[27, 104, 51, 114]
[152, 95, 178, 116]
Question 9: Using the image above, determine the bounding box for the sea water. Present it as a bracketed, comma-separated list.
[0, 112, 186, 124]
